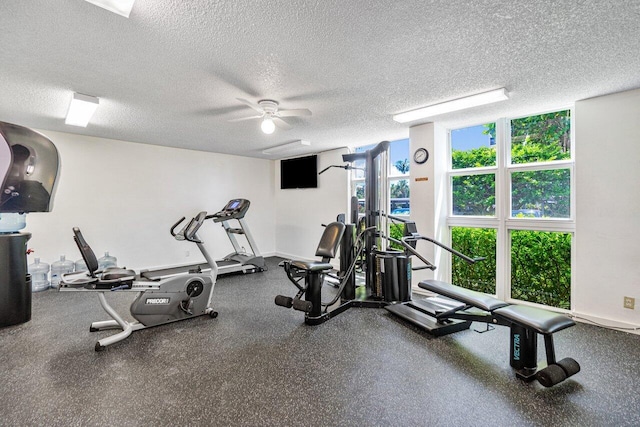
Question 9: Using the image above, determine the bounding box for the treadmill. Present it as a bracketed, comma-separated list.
[140, 199, 265, 280]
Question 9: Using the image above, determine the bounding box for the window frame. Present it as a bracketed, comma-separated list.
[351, 139, 411, 217]
[446, 108, 576, 310]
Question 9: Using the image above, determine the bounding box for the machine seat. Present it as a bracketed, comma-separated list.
[101, 267, 136, 281]
[419, 280, 509, 312]
[493, 305, 575, 335]
[290, 260, 334, 272]
[61, 267, 135, 289]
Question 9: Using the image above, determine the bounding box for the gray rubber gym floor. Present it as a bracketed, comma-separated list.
[1, 257, 639, 426]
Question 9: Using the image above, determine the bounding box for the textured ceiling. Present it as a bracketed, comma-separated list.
[1, 0, 639, 159]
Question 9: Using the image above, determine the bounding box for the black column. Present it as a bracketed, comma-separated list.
[0, 232, 32, 327]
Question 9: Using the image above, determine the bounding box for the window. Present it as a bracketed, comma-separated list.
[451, 123, 496, 217]
[511, 169, 570, 218]
[448, 110, 574, 310]
[510, 230, 571, 309]
[451, 227, 497, 294]
[452, 174, 496, 216]
[451, 124, 496, 168]
[351, 138, 411, 216]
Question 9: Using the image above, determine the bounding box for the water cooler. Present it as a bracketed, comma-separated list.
[0, 122, 59, 327]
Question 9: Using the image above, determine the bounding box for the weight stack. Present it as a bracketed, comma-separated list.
[375, 250, 411, 303]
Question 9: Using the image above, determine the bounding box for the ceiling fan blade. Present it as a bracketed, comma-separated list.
[236, 98, 263, 113]
[277, 108, 312, 117]
[273, 116, 293, 130]
[228, 114, 263, 122]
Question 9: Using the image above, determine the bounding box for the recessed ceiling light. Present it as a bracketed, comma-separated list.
[262, 140, 310, 155]
[393, 88, 509, 123]
[84, 0, 136, 18]
[65, 93, 99, 127]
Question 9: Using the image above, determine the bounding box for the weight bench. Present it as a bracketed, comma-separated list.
[418, 280, 580, 387]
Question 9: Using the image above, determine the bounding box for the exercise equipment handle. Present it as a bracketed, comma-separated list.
[358, 226, 377, 241]
[412, 265, 437, 271]
[170, 217, 186, 237]
[183, 219, 203, 243]
[387, 214, 410, 224]
[407, 235, 484, 264]
[386, 236, 436, 270]
[318, 164, 364, 175]
[183, 213, 206, 244]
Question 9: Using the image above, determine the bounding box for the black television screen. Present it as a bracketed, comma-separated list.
[280, 155, 318, 189]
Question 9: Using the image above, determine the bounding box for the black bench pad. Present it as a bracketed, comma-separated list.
[291, 260, 333, 272]
[493, 305, 575, 334]
[419, 280, 509, 312]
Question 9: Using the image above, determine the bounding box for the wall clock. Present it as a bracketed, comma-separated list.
[413, 148, 429, 164]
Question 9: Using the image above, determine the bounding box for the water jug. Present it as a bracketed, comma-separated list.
[28, 258, 49, 292]
[0, 213, 26, 233]
[75, 258, 88, 272]
[51, 255, 74, 288]
[98, 251, 117, 270]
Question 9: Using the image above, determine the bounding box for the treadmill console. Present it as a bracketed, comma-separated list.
[212, 199, 251, 222]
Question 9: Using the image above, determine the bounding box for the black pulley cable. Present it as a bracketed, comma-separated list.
[321, 226, 376, 309]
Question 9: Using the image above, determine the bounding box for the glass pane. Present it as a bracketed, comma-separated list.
[511, 110, 571, 164]
[511, 231, 571, 309]
[353, 143, 374, 179]
[353, 182, 365, 214]
[390, 138, 410, 176]
[451, 123, 496, 169]
[390, 179, 410, 215]
[511, 169, 570, 218]
[452, 174, 495, 216]
[389, 222, 406, 250]
[451, 227, 496, 294]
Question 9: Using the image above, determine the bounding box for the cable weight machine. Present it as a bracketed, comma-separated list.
[277, 142, 581, 387]
[277, 141, 449, 323]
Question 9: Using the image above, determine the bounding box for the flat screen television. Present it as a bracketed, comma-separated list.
[280, 155, 318, 189]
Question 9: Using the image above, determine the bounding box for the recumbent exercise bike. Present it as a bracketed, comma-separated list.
[60, 211, 218, 351]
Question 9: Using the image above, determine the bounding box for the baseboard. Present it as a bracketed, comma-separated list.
[570, 311, 640, 335]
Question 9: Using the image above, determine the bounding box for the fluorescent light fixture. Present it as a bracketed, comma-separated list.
[84, 0, 136, 18]
[262, 140, 310, 156]
[65, 93, 99, 127]
[393, 88, 509, 123]
[261, 117, 276, 134]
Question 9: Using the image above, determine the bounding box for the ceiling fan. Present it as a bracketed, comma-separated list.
[228, 98, 312, 134]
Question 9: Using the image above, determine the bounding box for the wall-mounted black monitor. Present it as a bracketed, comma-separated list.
[280, 155, 318, 189]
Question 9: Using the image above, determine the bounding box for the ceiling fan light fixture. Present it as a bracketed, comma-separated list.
[393, 88, 509, 123]
[261, 117, 275, 134]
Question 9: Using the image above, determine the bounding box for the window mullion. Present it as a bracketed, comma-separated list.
[495, 118, 509, 301]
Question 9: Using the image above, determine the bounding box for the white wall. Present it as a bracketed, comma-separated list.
[409, 123, 448, 287]
[274, 148, 350, 262]
[24, 130, 276, 271]
[574, 88, 640, 328]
